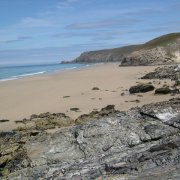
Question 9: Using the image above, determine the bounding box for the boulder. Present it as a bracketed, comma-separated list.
[92, 87, 100, 90]
[129, 84, 155, 93]
[70, 108, 79, 111]
[30, 114, 38, 120]
[155, 87, 171, 94]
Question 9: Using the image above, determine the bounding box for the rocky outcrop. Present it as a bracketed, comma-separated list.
[33, 113, 74, 130]
[72, 33, 180, 66]
[120, 47, 175, 66]
[141, 65, 180, 81]
[0, 98, 180, 179]
[120, 33, 180, 66]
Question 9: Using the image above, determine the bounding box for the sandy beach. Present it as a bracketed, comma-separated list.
[0, 63, 176, 131]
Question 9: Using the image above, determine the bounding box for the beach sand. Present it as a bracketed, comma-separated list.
[0, 63, 176, 131]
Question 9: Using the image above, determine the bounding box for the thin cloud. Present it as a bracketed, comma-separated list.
[0, 36, 32, 44]
[123, 7, 164, 16]
[52, 30, 112, 38]
[66, 19, 140, 29]
[17, 17, 54, 28]
[53, 30, 126, 42]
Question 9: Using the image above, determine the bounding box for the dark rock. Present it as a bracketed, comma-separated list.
[130, 99, 140, 103]
[0, 132, 16, 138]
[155, 87, 171, 94]
[101, 104, 115, 111]
[38, 112, 51, 118]
[63, 96, 70, 98]
[129, 84, 155, 93]
[70, 108, 80, 111]
[137, 94, 143, 97]
[92, 87, 100, 90]
[121, 92, 125, 96]
[0, 119, 9, 123]
[15, 120, 24, 124]
[29, 131, 40, 137]
[30, 114, 38, 120]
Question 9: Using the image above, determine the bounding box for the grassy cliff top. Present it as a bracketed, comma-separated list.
[143, 32, 180, 49]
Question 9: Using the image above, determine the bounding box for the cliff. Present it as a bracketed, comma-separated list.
[121, 33, 180, 66]
[73, 45, 141, 63]
[73, 33, 180, 65]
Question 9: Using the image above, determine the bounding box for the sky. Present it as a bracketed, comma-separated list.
[0, 0, 180, 66]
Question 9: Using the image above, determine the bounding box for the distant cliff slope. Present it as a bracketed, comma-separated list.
[73, 45, 141, 63]
[73, 33, 180, 65]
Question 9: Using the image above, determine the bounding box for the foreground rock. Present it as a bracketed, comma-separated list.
[129, 84, 155, 93]
[0, 98, 180, 179]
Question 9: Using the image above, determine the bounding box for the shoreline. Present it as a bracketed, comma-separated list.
[0, 63, 99, 83]
[0, 63, 177, 132]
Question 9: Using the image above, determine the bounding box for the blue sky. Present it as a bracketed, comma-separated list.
[0, 0, 180, 65]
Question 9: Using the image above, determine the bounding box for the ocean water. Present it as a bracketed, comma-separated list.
[0, 63, 92, 82]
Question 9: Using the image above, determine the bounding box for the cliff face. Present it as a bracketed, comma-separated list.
[121, 33, 180, 66]
[73, 45, 141, 63]
[73, 33, 180, 65]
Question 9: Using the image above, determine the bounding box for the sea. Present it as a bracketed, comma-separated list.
[0, 63, 93, 82]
